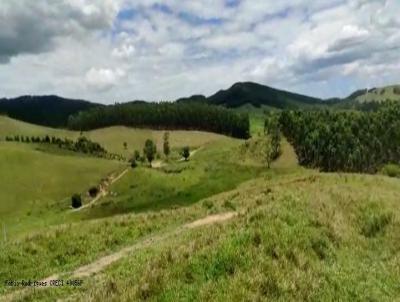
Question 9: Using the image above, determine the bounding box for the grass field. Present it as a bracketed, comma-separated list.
[0, 117, 252, 236]
[0, 116, 231, 158]
[2, 161, 399, 301]
[83, 139, 265, 219]
[0, 142, 124, 236]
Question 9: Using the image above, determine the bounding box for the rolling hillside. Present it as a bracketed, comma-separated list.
[0, 115, 231, 158]
[0, 116, 240, 237]
[347, 85, 400, 103]
[2, 141, 399, 301]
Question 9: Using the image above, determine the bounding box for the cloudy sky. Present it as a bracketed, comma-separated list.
[0, 0, 399, 103]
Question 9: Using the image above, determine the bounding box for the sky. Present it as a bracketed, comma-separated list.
[0, 0, 399, 103]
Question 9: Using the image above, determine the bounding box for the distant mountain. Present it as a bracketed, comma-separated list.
[0, 95, 101, 127]
[177, 82, 324, 110]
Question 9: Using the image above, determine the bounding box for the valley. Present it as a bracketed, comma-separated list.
[0, 87, 399, 302]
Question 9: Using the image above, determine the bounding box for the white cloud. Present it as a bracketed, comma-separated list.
[0, 0, 399, 101]
[85, 68, 126, 92]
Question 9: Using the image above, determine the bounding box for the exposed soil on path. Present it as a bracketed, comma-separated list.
[72, 168, 129, 212]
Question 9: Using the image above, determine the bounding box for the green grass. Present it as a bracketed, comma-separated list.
[0, 117, 247, 238]
[2, 116, 399, 301]
[82, 139, 265, 219]
[0, 116, 231, 158]
[353, 85, 400, 103]
[4, 172, 400, 301]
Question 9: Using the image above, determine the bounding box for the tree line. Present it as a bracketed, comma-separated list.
[67, 102, 250, 139]
[279, 102, 400, 173]
[5, 135, 124, 161]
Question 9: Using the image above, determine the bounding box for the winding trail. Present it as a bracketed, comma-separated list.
[1, 212, 237, 302]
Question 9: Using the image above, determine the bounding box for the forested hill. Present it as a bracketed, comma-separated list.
[177, 82, 324, 109]
[0, 95, 101, 127]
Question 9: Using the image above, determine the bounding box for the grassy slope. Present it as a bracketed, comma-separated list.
[84, 138, 264, 219]
[353, 85, 400, 103]
[0, 116, 233, 237]
[0, 142, 124, 234]
[2, 139, 399, 301]
[16, 173, 400, 302]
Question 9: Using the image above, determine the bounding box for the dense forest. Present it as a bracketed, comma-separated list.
[68, 102, 250, 139]
[0, 95, 100, 127]
[279, 102, 400, 173]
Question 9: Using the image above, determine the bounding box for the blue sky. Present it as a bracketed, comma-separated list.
[0, 0, 399, 103]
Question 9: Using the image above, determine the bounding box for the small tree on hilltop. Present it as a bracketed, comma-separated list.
[143, 139, 157, 167]
[71, 194, 82, 208]
[163, 132, 170, 158]
[181, 146, 190, 161]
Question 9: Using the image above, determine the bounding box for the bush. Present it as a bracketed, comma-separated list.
[71, 194, 82, 208]
[133, 150, 141, 161]
[181, 146, 190, 161]
[130, 159, 138, 168]
[381, 164, 400, 178]
[88, 187, 99, 198]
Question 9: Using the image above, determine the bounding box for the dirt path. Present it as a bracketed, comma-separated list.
[1, 212, 237, 302]
[151, 160, 166, 168]
[72, 168, 129, 212]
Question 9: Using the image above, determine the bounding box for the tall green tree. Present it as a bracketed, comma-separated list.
[163, 132, 170, 158]
[143, 139, 157, 167]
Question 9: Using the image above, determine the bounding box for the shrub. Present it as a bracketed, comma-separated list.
[71, 194, 82, 208]
[181, 146, 190, 161]
[130, 159, 137, 168]
[133, 150, 141, 161]
[88, 187, 99, 198]
[381, 164, 400, 178]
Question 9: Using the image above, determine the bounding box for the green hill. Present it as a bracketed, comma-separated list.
[2, 141, 400, 301]
[347, 85, 400, 103]
[178, 82, 324, 110]
[208, 82, 324, 109]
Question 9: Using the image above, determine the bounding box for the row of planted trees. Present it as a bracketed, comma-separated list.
[68, 102, 250, 139]
[279, 102, 400, 173]
[5, 135, 124, 161]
